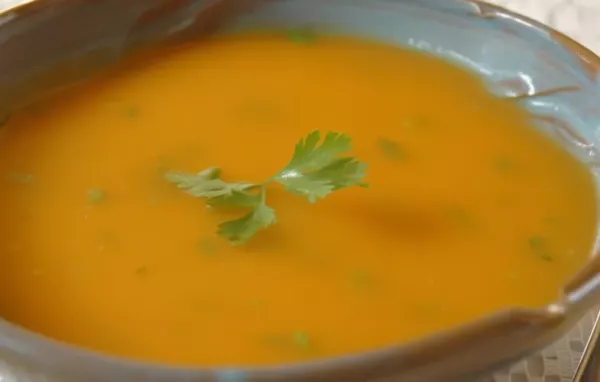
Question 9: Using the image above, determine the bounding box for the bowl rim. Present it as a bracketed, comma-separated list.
[1, 0, 600, 380]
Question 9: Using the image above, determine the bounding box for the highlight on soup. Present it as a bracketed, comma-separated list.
[0, 31, 595, 366]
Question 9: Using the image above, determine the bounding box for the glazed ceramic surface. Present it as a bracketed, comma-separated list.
[0, 1, 599, 382]
[489, 0, 600, 55]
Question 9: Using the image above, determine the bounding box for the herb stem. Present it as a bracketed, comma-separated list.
[165, 131, 368, 244]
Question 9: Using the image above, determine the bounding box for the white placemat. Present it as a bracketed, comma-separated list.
[476, 311, 598, 382]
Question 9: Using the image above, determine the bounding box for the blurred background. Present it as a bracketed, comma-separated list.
[489, 0, 600, 53]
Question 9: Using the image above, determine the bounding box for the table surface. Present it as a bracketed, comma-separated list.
[0, 0, 598, 381]
[490, 0, 600, 54]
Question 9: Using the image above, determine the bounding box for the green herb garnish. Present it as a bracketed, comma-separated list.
[494, 156, 516, 172]
[350, 269, 373, 289]
[292, 331, 311, 350]
[165, 131, 368, 245]
[286, 28, 316, 44]
[122, 106, 139, 118]
[264, 331, 313, 351]
[446, 207, 473, 226]
[528, 235, 553, 262]
[377, 137, 405, 161]
[86, 188, 106, 204]
[528, 236, 544, 250]
[250, 298, 264, 308]
[7, 172, 34, 184]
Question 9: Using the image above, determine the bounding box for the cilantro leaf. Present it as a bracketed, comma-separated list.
[528, 235, 554, 262]
[378, 137, 405, 161]
[276, 176, 333, 203]
[304, 157, 368, 191]
[274, 131, 367, 202]
[217, 197, 276, 245]
[165, 131, 367, 245]
[282, 131, 352, 173]
[206, 189, 261, 208]
[292, 331, 311, 350]
[86, 188, 107, 204]
[164, 167, 256, 201]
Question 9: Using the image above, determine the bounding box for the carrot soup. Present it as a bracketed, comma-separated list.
[0, 32, 594, 366]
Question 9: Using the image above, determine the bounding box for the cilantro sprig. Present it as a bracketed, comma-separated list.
[165, 131, 368, 245]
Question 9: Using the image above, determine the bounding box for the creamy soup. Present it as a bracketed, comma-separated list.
[0, 32, 595, 366]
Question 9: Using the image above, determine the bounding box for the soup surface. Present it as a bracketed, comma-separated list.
[0, 32, 595, 366]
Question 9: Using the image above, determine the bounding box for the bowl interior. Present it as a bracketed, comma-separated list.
[0, 1, 598, 382]
[227, 0, 600, 304]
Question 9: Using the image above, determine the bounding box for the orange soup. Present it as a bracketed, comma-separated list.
[0, 32, 595, 366]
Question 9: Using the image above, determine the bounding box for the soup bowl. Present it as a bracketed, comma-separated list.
[0, 0, 600, 381]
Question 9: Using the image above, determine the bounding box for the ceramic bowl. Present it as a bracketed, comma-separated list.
[0, 1, 599, 381]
